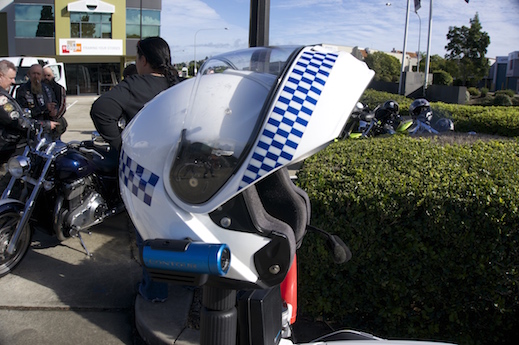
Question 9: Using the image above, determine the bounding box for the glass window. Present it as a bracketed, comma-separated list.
[126, 9, 160, 39]
[70, 12, 112, 38]
[15, 4, 55, 38]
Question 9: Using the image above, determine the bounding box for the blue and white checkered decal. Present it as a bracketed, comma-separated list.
[239, 49, 338, 190]
[119, 150, 160, 206]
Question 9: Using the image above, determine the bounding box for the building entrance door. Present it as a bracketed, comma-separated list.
[65, 63, 120, 95]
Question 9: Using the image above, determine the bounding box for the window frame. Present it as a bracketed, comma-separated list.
[14, 4, 55, 38]
[70, 12, 113, 39]
[126, 8, 161, 39]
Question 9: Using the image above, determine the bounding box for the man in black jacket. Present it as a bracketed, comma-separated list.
[16, 64, 62, 137]
[0, 60, 59, 165]
[42, 66, 68, 137]
[0, 60, 31, 164]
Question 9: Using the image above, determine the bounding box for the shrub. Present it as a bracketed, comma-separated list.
[296, 136, 519, 345]
[496, 89, 516, 98]
[467, 87, 480, 97]
[359, 89, 411, 113]
[432, 70, 453, 86]
[480, 87, 489, 97]
[431, 103, 519, 136]
[494, 93, 513, 106]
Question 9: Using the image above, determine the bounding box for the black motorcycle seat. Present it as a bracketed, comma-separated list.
[81, 141, 119, 174]
[93, 147, 119, 174]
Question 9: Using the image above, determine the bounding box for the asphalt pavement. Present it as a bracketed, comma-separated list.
[0, 95, 329, 345]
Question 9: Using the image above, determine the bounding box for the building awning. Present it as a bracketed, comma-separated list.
[67, 0, 115, 13]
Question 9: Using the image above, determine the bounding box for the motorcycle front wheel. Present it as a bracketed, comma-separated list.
[0, 204, 32, 277]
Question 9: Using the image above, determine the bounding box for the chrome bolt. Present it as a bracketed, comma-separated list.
[269, 265, 280, 275]
[220, 217, 231, 228]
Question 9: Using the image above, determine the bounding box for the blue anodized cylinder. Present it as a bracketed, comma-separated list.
[143, 241, 231, 276]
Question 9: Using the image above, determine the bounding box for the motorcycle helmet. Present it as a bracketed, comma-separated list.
[435, 118, 455, 132]
[409, 98, 433, 123]
[119, 45, 374, 289]
[375, 100, 399, 121]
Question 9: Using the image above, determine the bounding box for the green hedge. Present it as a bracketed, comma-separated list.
[359, 89, 519, 137]
[295, 135, 519, 345]
[431, 103, 519, 137]
[360, 89, 412, 111]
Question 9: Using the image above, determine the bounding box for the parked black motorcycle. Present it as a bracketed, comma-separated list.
[344, 100, 413, 138]
[339, 102, 374, 138]
[0, 120, 122, 277]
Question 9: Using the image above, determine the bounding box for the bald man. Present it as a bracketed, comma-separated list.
[16, 64, 61, 135]
[43, 66, 67, 120]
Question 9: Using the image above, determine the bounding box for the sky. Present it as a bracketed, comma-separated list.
[161, 0, 519, 65]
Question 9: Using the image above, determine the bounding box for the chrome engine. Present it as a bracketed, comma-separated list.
[66, 191, 108, 232]
[62, 176, 109, 232]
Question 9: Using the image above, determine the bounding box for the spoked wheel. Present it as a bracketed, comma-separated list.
[0, 206, 31, 277]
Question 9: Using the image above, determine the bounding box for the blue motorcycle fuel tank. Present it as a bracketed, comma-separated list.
[55, 150, 94, 181]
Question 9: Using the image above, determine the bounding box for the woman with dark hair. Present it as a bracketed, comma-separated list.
[90, 37, 180, 303]
[90, 36, 179, 151]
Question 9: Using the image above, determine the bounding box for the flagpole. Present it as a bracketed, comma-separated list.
[423, 0, 433, 96]
[398, 0, 411, 95]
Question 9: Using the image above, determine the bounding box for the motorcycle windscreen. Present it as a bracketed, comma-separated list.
[166, 45, 375, 214]
[167, 46, 302, 205]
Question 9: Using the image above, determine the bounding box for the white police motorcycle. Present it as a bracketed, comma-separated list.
[119, 45, 455, 345]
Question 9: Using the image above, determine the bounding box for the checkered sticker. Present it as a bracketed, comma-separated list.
[239, 49, 338, 189]
[119, 150, 160, 206]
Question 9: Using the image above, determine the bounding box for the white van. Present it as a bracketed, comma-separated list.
[1, 56, 67, 96]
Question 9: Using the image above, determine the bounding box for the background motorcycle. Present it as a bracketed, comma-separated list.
[0, 120, 122, 277]
[407, 98, 454, 135]
[339, 102, 374, 139]
[346, 100, 412, 138]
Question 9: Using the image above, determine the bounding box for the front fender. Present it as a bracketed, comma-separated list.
[397, 119, 414, 133]
[0, 198, 25, 210]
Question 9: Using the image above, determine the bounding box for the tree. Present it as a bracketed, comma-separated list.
[445, 13, 490, 86]
[364, 51, 401, 83]
[419, 54, 446, 73]
[418, 55, 455, 85]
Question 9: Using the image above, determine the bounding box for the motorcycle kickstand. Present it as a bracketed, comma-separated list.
[70, 227, 93, 257]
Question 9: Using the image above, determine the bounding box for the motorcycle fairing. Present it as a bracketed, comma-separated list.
[119, 45, 374, 285]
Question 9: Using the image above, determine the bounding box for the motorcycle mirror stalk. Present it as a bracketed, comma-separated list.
[306, 225, 352, 264]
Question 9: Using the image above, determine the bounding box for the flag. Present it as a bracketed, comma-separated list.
[414, 0, 421, 12]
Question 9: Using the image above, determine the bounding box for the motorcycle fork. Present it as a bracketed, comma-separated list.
[362, 120, 376, 137]
[1, 147, 30, 200]
[1, 175, 17, 200]
[6, 155, 54, 255]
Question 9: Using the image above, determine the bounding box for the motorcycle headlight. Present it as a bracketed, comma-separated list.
[7, 156, 30, 178]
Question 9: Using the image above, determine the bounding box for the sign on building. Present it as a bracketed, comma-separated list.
[59, 38, 123, 56]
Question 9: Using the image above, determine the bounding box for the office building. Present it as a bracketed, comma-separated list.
[0, 0, 162, 94]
